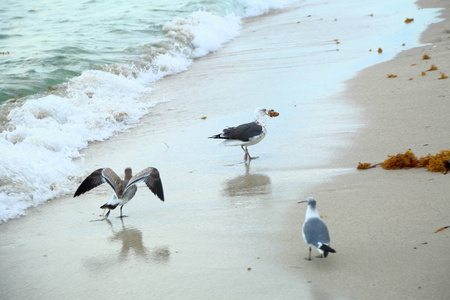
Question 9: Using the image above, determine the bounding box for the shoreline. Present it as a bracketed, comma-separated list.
[0, 1, 448, 299]
[297, 0, 450, 298]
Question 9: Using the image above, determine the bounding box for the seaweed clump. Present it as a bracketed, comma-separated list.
[422, 150, 450, 173]
[357, 162, 379, 170]
[381, 149, 419, 169]
[358, 149, 450, 174]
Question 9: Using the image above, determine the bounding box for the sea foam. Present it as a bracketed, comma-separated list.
[0, 71, 156, 222]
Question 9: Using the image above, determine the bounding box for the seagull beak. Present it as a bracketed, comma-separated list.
[298, 200, 307, 204]
[268, 109, 279, 118]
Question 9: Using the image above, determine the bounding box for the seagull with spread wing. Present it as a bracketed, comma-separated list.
[74, 167, 164, 218]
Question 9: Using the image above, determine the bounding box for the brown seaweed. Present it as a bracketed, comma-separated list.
[357, 149, 450, 174]
[357, 162, 379, 170]
[427, 64, 438, 71]
[381, 149, 419, 169]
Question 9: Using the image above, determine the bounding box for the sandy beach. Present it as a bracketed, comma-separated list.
[285, 0, 450, 298]
[1, 0, 449, 299]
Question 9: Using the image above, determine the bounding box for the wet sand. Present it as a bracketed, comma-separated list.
[1, 1, 449, 299]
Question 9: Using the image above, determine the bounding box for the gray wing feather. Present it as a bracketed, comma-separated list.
[303, 218, 330, 247]
[222, 122, 263, 141]
[101, 168, 123, 197]
[74, 168, 106, 197]
[126, 167, 164, 202]
[73, 168, 122, 198]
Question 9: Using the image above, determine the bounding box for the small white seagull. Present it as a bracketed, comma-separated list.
[298, 197, 336, 261]
[209, 107, 279, 161]
[74, 167, 164, 218]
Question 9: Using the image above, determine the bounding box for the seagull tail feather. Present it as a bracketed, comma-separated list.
[319, 244, 336, 257]
[100, 203, 119, 210]
[208, 133, 227, 139]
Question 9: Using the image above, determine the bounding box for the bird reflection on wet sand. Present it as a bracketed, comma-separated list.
[222, 162, 271, 197]
[106, 218, 170, 263]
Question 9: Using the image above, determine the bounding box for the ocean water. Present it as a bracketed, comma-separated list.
[0, 0, 280, 103]
[0, 0, 440, 222]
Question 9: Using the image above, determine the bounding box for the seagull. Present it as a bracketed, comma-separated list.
[298, 197, 336, 261]
[73, 167, 164, 218]
[209, 107, 279, 161]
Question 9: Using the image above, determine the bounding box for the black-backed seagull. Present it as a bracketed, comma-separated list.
[209, 107, 279, 161]
[73, 167, 164, 218]
[298, 197, 336, 260]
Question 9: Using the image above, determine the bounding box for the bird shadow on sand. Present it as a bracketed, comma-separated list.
[222, 161, 272, 197]
[82, 217, 171, 272]
[82, 218, 171, 273]
[105, 218, 170, 263]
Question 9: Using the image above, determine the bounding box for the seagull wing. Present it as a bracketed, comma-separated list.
[126, 167, 164, 202]
[222, 122, 263, 141]
[74, 168, 105, 197]
[303, 218, 331, 247]
[100, 168, 124, 197]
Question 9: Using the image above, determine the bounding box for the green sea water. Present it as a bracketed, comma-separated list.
[0, 0, 252, 103]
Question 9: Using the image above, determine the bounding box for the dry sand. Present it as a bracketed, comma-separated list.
[287, 0, 450, 298]
[1, 0, 449, 299]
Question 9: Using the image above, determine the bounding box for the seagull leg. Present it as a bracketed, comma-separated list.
[247, 148, 252, 160]
[119, 205, 128, 218]
[241, 146, 248, 161]
[242, 146, 259, 161]
[105, 209, 111, 218]
[305, 247, 312, 261]
[245, 146, 251, 160]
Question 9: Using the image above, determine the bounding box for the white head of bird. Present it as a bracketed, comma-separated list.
[298, 197, 319, 219]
